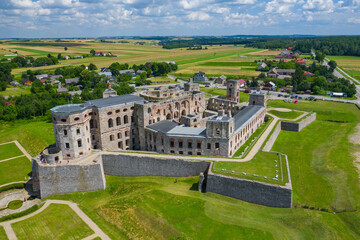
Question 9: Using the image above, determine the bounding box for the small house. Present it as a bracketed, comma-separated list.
[193, 71, 208, 82]
[239, 79, 246, 88]
[65, 77, 80, 85]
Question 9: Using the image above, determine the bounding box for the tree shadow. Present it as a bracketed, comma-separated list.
[189, 182, 198, 191]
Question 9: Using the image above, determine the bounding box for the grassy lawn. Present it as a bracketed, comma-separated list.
[147, 76, 177, 85]
[200, 87, 250, 102]
[12, 204, 94, 240]
[0, 156, 31, 186]
[45, 175, 360, 239]
[0, 142, 23, 160]
[268, 110, 303, 119]
[0, 87, 31, 97]
[0, 120, 54, 157]
[213, 151, 288, 185]
[268, 100, 360, 212]
[0, 226, 8, 240]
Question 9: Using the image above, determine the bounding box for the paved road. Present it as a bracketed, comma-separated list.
[0, 200, 111, 240]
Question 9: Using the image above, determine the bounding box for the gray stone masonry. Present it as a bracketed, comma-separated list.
[281, 113, 316, 132]
[32, 157, 106, 198]
[263, 120, 281, 152]
[101, 154, 210, 177]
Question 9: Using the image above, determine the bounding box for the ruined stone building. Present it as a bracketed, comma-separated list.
[45, 80, 266, 162]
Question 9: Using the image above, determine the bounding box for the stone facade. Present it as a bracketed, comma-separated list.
[226, 79, 240, 102]
[281, 113, 316, 132]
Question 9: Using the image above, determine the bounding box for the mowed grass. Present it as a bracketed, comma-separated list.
[0, 156, 31, 186]
[46, 176, 360, 239]
[11, 48, 55, 55]
[12, 204, 94, 240]
[0, 120, 55, 157]
[269, 100, 360, 211]
[0, 142, 23, 160]
[0, 226, 8, 240]
[268, 110, 303, 119]
[200, 87, 250, 102]
[0, 87, 31, 97]
[213, 151, 287, 185]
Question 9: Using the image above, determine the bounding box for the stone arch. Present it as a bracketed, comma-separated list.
[116, 117, 121, 126]
[124, 115, 129, 124]
[181, 109, 186, 116]
[174, 111, 179, 118]
[166, 113, 172, 120]
[175, 102, 180, 110]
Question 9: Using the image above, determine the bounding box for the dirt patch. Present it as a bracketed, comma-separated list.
[348, 123, 360, 145]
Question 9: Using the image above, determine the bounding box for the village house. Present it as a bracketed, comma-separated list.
[257, 62, 267, 70]
[268, 68, 296, 79]
[239, 79, 246, 88]
[214, 75, 227, 85]
[65, 77, 80, 85]
[193, 71, 208, 82]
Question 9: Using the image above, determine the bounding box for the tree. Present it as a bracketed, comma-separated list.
[315, 50, 325, 63]
[64, 47, 68, 51]
[90, 49, 96, 55]
[328, 60, 337, 71]
[88, 63, 97, 70]
[57, 53, 62, 60]
[292, 66, 305, 91]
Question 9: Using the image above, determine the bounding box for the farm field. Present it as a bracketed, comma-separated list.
[0, 40, 280, 78]
[12, 204, 94, 240]
[327, 55, 360, 80]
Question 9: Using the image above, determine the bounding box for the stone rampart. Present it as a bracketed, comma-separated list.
[32, 157, 106, 198]
[281, 112, 316, 132]
[102, 154, 210, 177]
[262, 120, 281, 152]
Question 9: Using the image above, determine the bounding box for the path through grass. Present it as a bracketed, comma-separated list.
[0, 142, 23, 160]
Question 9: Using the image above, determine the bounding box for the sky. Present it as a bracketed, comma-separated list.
[0, 0, 360, 38]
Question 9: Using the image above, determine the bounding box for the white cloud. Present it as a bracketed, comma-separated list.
[265, 0, 297, 15]
[188, 11, 211, 21]
[348, 17, 360, 23]
[303, 0, 335, 13]
[225, 13, 259, 26]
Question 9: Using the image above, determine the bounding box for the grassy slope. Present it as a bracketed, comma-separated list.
[12, 204, 94, 240]
[268, 110, 303, 119]
[0, 142, 24, 160]
[47, 176, 360, 240]
[0, 87, 31, 97]
[269, 100, 360, 211]
[0, 156, 31, 185]
[0, 226, 8, 240]
[0, 120, 54, 157]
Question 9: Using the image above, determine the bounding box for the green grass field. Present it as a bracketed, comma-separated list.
[213, 151, 288, 185]
[12, 204, 94, 240]
[0, 226, 8, 240]
[0, 120, 54, 157]
[200, 87, 250, 102]
[0, 87, 31, 97]
[0, 156, 31, 186]
[45, 175, 360, 239]
[268, 110, 303, 119]
[0, 142, 23, 160]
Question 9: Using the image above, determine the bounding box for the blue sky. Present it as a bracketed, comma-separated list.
[0, 0, 359, 38]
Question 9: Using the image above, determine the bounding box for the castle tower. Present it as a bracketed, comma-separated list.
[249, 92, 266, 107]
[103, 82, 117, 98]
[226, 79, 240, 102]
[206, 111, 235, 139]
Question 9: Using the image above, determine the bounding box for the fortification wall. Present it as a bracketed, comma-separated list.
[281, 113, 316, 132]
[205, 171, 292, 208]
[102, 154, 210, 177]
[32, 157, 106, 198]
[263, 120, 281, 152]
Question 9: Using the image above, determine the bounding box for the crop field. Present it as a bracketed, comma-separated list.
[12, 204, 94, 240]
[0, 40, 278, 77]
[327, 55, 360, 80]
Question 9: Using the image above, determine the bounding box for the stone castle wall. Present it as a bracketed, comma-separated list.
[204, 172, 292, 208]
[101, 154, 210, 177]
[32, 157, 106, 198]
[262, 120, 281, 152]
[281, 113, 316, 132]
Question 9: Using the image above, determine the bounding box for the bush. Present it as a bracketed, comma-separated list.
[0, 183, 25, 194]
[0, 204, 41, 222]
[7, 200, 23, 210]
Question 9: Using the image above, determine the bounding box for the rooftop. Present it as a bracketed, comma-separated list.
[147, 120, 178, 133]
[234, 105, 264, 133]
[167, 126, 206, 137]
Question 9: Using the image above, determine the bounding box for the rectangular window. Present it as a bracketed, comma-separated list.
[188, 152, 192, 155]
[77, 140, 82, 147]
[197, 152, 201, 156]
[215, 142, 220, 149]
[65, 143, 70, 148]
[110, 135, 114, 141]
[188, 142, 192, 148]
[170, 140, 174, 148]
[170, 150, 175, 153]
[125, 131, 129, 137]
[118, 141, 123, 149]
[207, 143, 211, 149]
[92, 135, 95, 140]
[197, 142, 201, 149]
[64, 130, 67, 136]
[179, 151, 183, 155]
[179, 141, 183, 148]
[118, 133, 122, 139]
[125, 139, 129, 146]
[76, 129, 80, 134]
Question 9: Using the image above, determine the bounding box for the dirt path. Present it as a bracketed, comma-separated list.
[0, 181, 26, 189]
[0, 200, 111, 240]
[0, 155, 25, 163]
[13, 141, 32, 161]
[349, 123, 360, 178]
